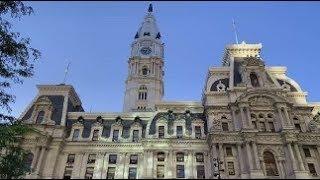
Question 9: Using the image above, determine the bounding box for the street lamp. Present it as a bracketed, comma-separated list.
[212, 157, 224, 179]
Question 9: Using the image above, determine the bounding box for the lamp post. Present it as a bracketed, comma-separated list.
[212, 157, 224, 179]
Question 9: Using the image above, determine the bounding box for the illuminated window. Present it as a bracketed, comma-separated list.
[109, 154, 117, 164]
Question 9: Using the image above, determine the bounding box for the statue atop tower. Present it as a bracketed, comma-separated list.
[123, 4, 164, 112]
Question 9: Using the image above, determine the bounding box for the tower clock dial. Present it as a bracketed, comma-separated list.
[140, 47, 152, 55]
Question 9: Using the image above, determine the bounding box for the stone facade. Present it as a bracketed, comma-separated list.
[18, 4, 320, 179]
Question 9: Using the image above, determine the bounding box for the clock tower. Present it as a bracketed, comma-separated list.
[123, 4, 164, 112]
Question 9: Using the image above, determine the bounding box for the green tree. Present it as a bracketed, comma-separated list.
[0, 1, 40, 179]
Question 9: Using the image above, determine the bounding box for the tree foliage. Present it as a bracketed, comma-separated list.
[0, 1, 40, 123]
[0, 1, 39, 179]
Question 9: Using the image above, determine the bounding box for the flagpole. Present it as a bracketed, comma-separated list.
[232, 18, 239, 44]
[63, 61, 71, 84]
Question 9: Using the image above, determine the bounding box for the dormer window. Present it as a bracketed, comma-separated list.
[195, 126, 201, 139]
[250, 72, 260, 87]
[36, 111, 45, 124]
[72, 129, 80, 141]
[132, 130, 139, 142]
[92, 130, 99, 141]
[177, 126, 183, 139]
[143, 32, 150, 36]
[158, 126, 165, 139]
[112, 130, 119, 142]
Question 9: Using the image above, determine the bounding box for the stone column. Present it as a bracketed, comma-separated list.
[246, 107, 253, 129]
[116, 153, 126, 179]
[277, 107, 286, 127]
[252, 142, 261, 170]
[240, 107, 248, 129]
[93, 153, 104, 179]
[31, 146, 40, 171]
[100, 153, 108, 179]
[316, 146, 320, 163]
[231, 106, 238, 131]
[293, 144, 305, 171]
[122, 153, 129, 179]
[283, 108, 292, 126]
[245, 142, 254, 171]
[78, 153, 87, 179]
[137, 153, 144, 179]
[187, 150, 194, 178]
[35, 147, 46, 175]
[166, 150, 173, 178]
[218, 143, 225, 178]
[287, 143, 298, 171]
[277, 159, 285, 178]
[237, 143, 244, 176]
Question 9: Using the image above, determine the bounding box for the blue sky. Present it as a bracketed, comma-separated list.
[8, 2, 320, 117]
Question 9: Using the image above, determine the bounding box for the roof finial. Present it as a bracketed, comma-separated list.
[148, 3, 153, 12]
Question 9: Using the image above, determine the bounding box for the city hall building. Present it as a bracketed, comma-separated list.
[19, 4, 320, 179]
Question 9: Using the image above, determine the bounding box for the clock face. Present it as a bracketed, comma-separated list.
[140, 47, 152, 55]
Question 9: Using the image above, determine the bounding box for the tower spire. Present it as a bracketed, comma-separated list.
[232, 18, 239, 44]
[148, 3, 153, 12]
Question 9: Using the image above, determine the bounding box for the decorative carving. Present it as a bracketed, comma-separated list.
[249, 96, 273, 106]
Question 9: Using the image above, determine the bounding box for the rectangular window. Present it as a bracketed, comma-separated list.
[109, 154, 117, 164]
[196, 153, 204, 163]
[63, 166, 73, 179]
[177, 126, 183, 138]
[195, 126, 202, 139]
[72, 129, 80, 141]
[295, 123, 302, 132]
[87, 154, 96, 164]
[132, 130, 139, 142]
[226, 147, 233, 157]
[130, 154, 138, 164]
[159, 126, 164, 139]
[157, 165, 165, 178]
[66, 154, 75, 164]
[269, 122, 275, 132]
[196, 165, 205, 179]
[252, 121, 257, 129]
[92, 129, 99, 141]
[303, 148, 311, 157]
[260, 122, 266, 131]
[106, 167, 116, 179]
[176, 165, 185, 178]
[84, 167, 94, 179]
[128, 167, 137, 179]
[112, 130, 119, 142]
[176, 152, 184, 162]
[227, 162, 235, 175]
[222, 122, 229, 131]
[308, 163, 317, 176]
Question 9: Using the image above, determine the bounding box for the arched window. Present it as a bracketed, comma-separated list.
[138, 85, 148, 100]
[36, 111, 45, 124]
[250, 72, 260, 87]
[142, 66, 149, 76]
[157, 152, 165, 162]
[25, 152, 34, 169]
[263, 151, 279, 176]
